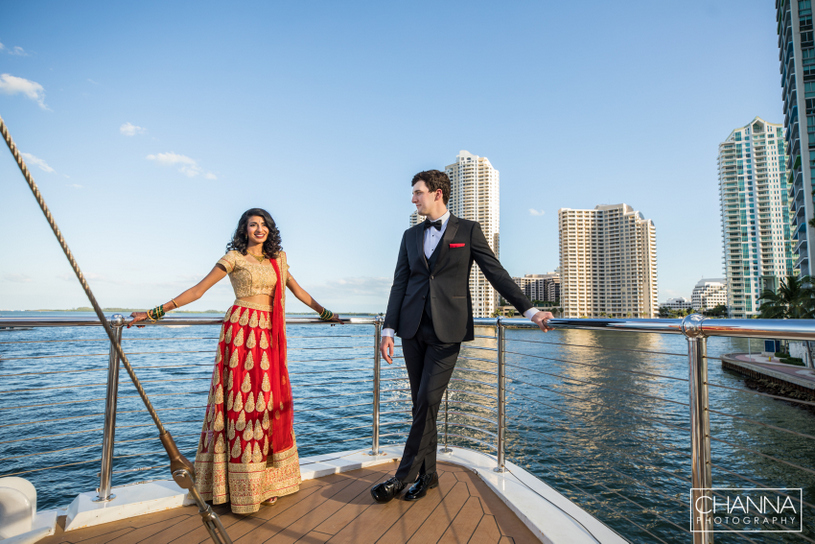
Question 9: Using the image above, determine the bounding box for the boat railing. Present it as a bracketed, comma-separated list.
[1, 314, 814, 543]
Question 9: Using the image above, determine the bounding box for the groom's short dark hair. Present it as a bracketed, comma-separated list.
[412, 170, 450, 205]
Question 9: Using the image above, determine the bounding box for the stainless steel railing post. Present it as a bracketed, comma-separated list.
[682, 314, 713, 544]
[495, 317, 507, 473]
[95, 313, 124, 503]
[370, 316, 383, 455]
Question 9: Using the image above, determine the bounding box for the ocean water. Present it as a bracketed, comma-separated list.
[1, 312, 813, 543]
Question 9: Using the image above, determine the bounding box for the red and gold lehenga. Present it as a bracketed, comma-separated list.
[193, 250, 300, 514]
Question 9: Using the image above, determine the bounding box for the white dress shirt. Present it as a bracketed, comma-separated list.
[382, 211, 539, 338]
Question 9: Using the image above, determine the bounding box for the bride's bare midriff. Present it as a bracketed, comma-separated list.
[238, 295, 274, 305]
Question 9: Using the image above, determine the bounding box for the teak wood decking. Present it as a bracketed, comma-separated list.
[39, 462, 539, 544]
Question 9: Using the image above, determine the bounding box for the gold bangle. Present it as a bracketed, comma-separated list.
[171, 298, 179, 309]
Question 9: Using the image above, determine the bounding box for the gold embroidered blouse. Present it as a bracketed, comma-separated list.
[217, 250, 289, 299]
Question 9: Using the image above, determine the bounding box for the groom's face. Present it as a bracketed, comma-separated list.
[412, 181, 443, 217]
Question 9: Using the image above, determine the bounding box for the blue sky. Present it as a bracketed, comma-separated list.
[0, 1, 784, 313]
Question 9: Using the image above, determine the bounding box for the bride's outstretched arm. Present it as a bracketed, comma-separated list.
[129, 264, 228, 326]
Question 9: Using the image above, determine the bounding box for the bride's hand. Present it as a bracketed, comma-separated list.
[128, 311, 148, 329]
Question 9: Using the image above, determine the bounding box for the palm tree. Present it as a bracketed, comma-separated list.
[758, 275, 815, 369]
[757, 275, 815, 319]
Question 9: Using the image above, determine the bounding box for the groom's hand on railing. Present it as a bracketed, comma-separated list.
[532, 311, 554, 332]
[380, 336, 394, 364]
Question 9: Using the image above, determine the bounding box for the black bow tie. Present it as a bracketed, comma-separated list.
[424, 219, 442, 231]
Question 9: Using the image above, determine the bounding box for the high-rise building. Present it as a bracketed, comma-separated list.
[691, 278, 728, 311]
[512, 272, 560, 304]
[446, 150, 501, 318]
[777, 0, 813, 276]
[558, 204, 658, 318]
[718, 117, 793, 317]
[407, 151, 501, 317]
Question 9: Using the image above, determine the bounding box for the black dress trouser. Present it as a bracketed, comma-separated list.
[394, 313, 461, 484]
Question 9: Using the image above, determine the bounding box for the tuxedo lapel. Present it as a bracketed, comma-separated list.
[416, 225, 429, 270]
[432, 215, 459, 273]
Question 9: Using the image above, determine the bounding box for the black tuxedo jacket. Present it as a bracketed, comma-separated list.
[384, 214, 534, 343]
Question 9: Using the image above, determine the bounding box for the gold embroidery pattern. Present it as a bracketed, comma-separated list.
[233, 328, 245, 347]
[221, 250, 283, 299]
[243, 420, 254, 442]
[194, 281, 299, 515]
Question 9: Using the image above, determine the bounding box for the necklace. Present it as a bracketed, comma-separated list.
[248, 252, 265, 263]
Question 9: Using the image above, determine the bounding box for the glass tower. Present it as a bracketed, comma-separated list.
[718, 117, 793, 318]
[778, 0, 815, 276]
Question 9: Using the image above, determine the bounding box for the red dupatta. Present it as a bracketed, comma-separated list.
[270, 257, 293, 453]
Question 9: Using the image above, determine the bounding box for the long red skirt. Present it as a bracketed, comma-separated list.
[193, 300, 300, 514]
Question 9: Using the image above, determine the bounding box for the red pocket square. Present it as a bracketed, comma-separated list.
[449, 243, 465, 248]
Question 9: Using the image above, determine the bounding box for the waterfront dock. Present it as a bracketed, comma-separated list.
[721, 353, 815, 399]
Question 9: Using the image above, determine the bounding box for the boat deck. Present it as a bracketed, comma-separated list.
[39, 461, 539, 544]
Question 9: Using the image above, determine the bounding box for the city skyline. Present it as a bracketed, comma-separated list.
[0, 1, 784, 313]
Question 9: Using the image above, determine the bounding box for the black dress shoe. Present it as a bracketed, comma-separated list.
[371, 477, 406, 503]
[403, 472, 439, 501]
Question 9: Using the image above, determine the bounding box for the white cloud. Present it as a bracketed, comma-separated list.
[21, 152, 55, 173]
[0, 73, 48, 109]
[59, 272, 105, 282]
[3, 273, 33, 283]
[120, 122, 146, 136]
[146, 151, 216, 179]
[0, 43, 4, 51]
[67, 183, 83, 189]
[10, 46, 27, 56]
[87, 78, 98, 85]
[529, 209, 545, 216]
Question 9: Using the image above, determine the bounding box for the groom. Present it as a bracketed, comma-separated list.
[371, 169, 553, 503]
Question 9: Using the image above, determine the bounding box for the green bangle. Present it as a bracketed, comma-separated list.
[319, 308, 334, 321]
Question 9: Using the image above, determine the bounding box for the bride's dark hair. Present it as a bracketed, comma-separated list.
[227, 208, 282, 259]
